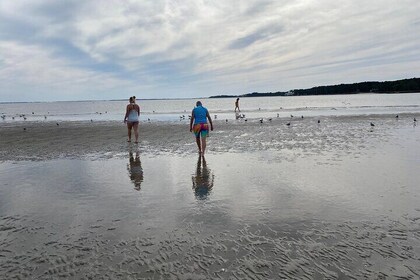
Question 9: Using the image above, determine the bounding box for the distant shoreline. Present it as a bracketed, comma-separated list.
[210, 77, 420, 98]
[1, 78, 419, 104]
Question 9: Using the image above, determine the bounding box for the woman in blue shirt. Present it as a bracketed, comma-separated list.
[189, 101, 214, 156]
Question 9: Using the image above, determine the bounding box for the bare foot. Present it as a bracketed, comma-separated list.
[127, 140, 131, 142]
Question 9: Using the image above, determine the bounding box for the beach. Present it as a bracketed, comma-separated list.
[1, 114, 420, 279]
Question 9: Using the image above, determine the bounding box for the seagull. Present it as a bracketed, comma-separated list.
[370, 122, 375, 127]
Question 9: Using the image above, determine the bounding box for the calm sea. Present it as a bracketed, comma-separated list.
[1, 93, 420, 123]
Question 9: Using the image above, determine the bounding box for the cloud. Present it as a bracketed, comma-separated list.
[1, 0, 420, 101]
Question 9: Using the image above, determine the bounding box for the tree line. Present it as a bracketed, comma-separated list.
[210, 78, 420, 98]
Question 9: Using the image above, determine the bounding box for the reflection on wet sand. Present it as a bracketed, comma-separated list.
[192, 156, 214, 199]
[127, 147, 143, 191]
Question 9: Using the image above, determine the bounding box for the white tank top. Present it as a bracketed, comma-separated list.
[127, 108, 139, 122]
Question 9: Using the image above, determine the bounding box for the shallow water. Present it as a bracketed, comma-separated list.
[1, 121, 420, 278]
[1, 92, 420, 122]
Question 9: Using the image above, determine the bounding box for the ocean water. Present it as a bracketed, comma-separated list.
[1, 92, 420, 123]
[1, 95, 420, 278]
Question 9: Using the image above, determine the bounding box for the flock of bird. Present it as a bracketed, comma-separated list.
[172, 112, 418, 128]
[1, 111, 417, 132]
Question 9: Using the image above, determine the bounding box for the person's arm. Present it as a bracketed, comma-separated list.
[206, 111, 213, 131]
[189, 110, 195, 132]
[124, 105, 130, 122]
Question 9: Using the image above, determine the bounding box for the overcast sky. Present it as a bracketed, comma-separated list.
[1, 0, 420, 102]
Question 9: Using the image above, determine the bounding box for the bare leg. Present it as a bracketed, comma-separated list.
[201, 136, 207, 156]
[133, 122, 139, 143]
[195, 137, 202, 154]
[127, 123, 132, 142]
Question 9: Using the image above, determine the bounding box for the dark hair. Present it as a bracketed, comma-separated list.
[196, 101, 202, 106]
[129, 97, 134, 103]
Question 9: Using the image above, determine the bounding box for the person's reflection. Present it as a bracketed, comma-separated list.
[127, 148, 143, 191]
[192, 156, 214, 199]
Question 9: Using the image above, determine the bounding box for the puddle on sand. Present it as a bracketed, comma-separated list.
[1, 147, 420, 279]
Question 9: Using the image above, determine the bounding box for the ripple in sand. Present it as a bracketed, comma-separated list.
[1, 215, 419, 279]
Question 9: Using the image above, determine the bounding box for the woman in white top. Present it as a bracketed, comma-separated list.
[124, 96, 140, 143]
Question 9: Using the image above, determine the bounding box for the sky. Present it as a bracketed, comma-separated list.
[1, 0, 420, 102]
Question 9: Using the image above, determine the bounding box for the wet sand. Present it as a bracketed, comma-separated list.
[0, 114, 419, 279]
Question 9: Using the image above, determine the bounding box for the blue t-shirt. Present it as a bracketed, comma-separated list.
[193, 106, 208, 124]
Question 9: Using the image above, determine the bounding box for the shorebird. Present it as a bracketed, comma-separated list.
[395, 115, 399, 119]
[214, 115, 217, 119]
[414, 118, 417, 122]
[44, 115, 47, 119]
[56, 123, 59, 126]
[277, 113, 279, 118]
[290, 114, 294, 118]
[286, 122, 291, 126]
[259, 118, 263, 123]
[301, 116, 304, 119]
[370, 122, 375, 127]
[226, 119, 228, 123]
[317, 120, 320, 124]
[268, 118, 272, 122]
[23, 117, 27, 120]
[23, 128, 26, 131]
[244, 119, 247, 122]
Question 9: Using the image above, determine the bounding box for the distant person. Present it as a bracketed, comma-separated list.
[235, 98, 240, 112]
[192, 156, 214, 200]
[190, 101, 213, 156]
[124, 96, 140, 143]
[127, 149, 143, 191]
